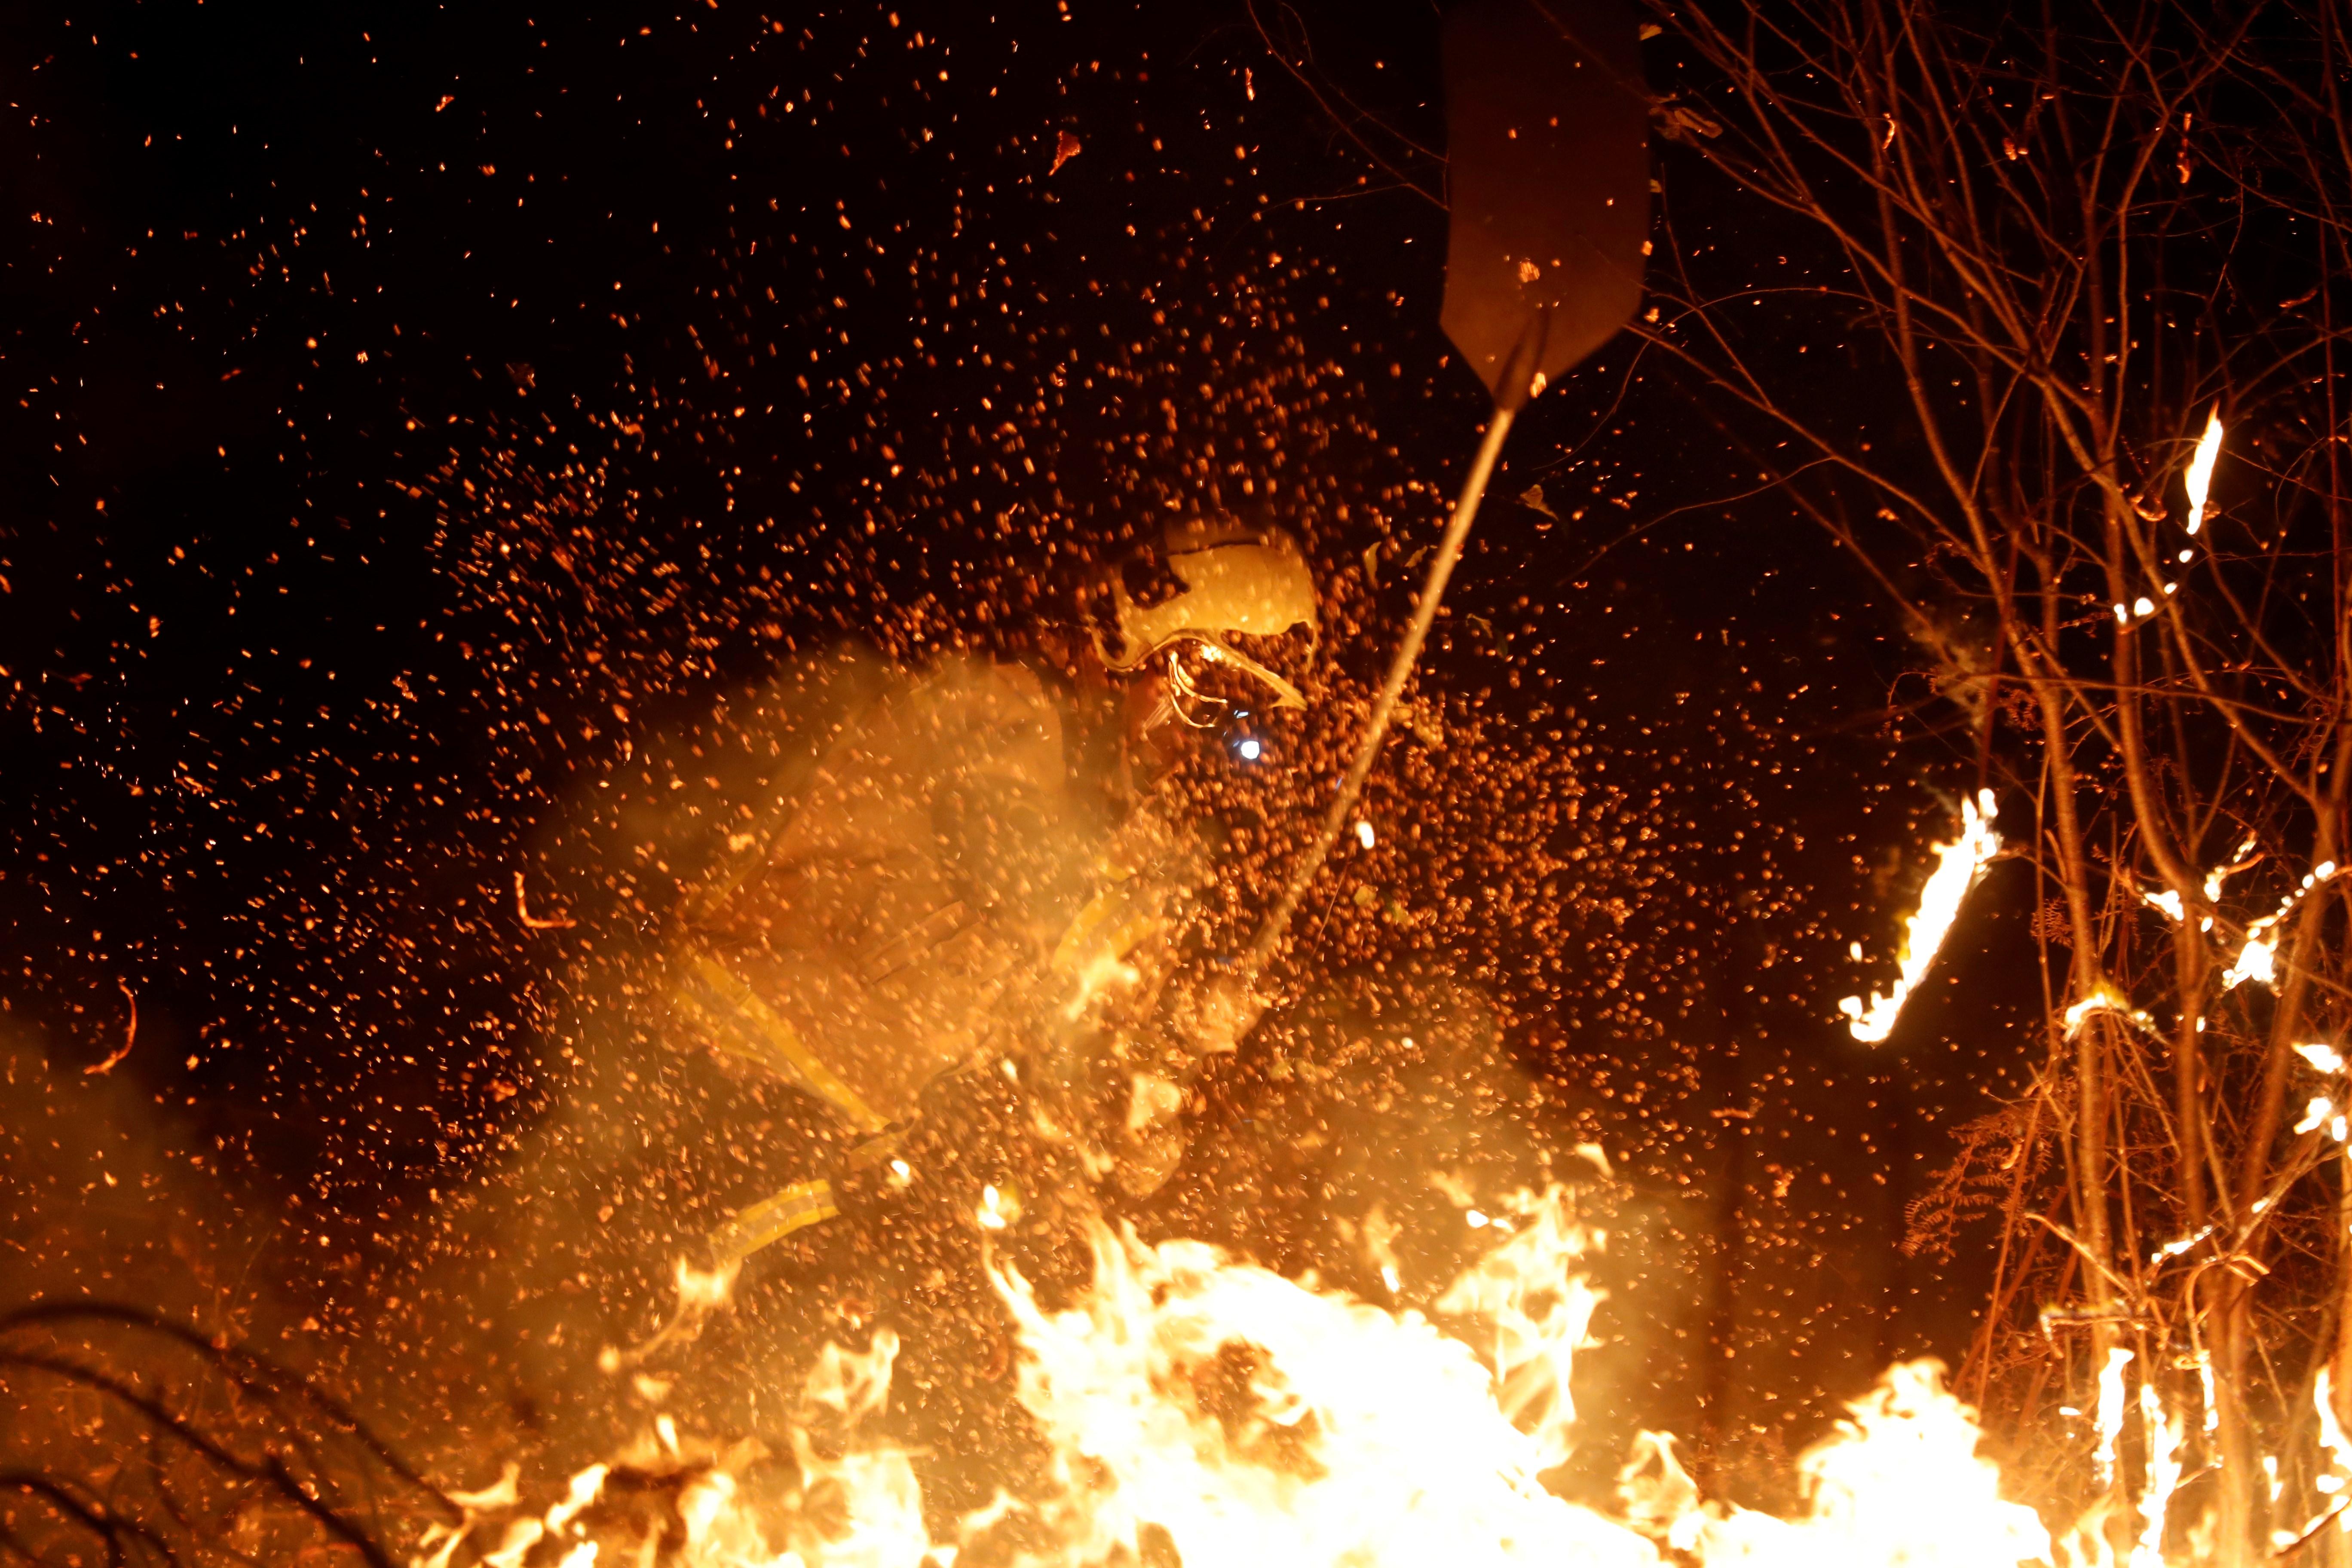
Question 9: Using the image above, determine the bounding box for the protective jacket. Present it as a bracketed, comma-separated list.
[664, 649, 1204, 1259]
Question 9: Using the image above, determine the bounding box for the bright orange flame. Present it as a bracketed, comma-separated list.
[2183, 409, 2224, 535]
[429, 1195, 2069, 1568]
[1841, 791, 2000, 1042]
[990, 1194, 1653, 1568]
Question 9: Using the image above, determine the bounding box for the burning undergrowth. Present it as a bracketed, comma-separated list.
[0, 1012, 2057, 1568]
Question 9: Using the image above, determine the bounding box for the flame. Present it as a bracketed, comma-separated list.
[1062, 948, 1143, 1020]
[2222, 930, 2278, 991]
[2064, 984, 2159, 1040]
[2298, 1043, 2348, 1075]
[2222, 860, 2337, 992]
[989, 1191, 1654, 1568]
[2315, 1370, 2352, 1511]
[2132, 1385, 2183, 1568]
[1842, 790, 2000, 1042]
[1629, 1362, 2051, 1568]
[991, 1209, 2059, 1568]
[1433, 1187, 1604, 1470]
[599, 1256, 741, 1373]
[2183, 409, 2223, 534]
[2094, 1347, 2133, 1488]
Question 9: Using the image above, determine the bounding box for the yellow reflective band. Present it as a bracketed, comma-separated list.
[707, 1179, 840, 1268]
[675, 949, 888, 1135]
[1052, 882, 1163, 975]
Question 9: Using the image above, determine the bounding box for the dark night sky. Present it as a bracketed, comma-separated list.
[0, 0, 2049, 1472]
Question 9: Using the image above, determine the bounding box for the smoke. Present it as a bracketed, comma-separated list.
[0, 1025, 294, 1351]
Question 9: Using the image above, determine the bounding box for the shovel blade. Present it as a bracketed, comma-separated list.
[1441, 0, 1650, 404]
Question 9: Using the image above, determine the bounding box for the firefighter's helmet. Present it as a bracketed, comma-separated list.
[1092, 521, 1318, 710]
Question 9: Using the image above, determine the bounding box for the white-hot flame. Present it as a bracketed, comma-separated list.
[2223, 861, 2337, 992]
[989, 1192, 1654, 1568]
[2063, 984, 2154, 1037]
[2299, 1043, 2348, 1075]
[2318, 1369, 2352, 1509]
[2133, 1384, 2183, 1568]
[2222, 931, 2278, 990]
[1632, 1362, 2052, 1568]
[1434, 1188, 1602, 1471]
[2095, 1346, 2133, 1487]
[436, 1189, 2065, 1568]
[2184, 409, 2224, 534]
[1842, 791, 2000, 1043]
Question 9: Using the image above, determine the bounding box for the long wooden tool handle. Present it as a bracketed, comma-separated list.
[1239, 399, 1520, 979]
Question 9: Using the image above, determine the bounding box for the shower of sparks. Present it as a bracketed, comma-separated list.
[1840, 790, 2000, 1043]
[2184, 408, 2225, 534]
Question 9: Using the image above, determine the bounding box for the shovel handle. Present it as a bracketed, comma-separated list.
[1239, 395, 1523, 981]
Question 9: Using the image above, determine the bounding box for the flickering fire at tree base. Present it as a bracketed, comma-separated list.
[407, 0, 2083, 1554]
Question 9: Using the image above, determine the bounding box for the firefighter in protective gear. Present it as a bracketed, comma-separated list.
[667, 521, 1318, 1270]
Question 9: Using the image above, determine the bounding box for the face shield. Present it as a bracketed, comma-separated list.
[1093, 521, 1320, 713]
